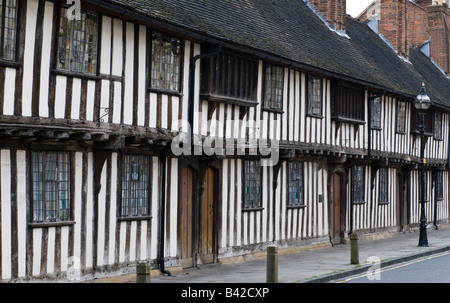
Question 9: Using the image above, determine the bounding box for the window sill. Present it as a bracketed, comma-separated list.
[0, 60, 21, 69]
[242, 207, 264, 212]
[28, 221, 76, 229]
[262, 107, 284, 114]
[117, 215, 152, 222]
[371, 126, 382, 131]
[353, 201, 366, 205]
[378, 201, 390, 205]
[51, 68, 101, 81]
[410, 130, 433, 137]
[148, 87, 183, 97]
[332, 116, 365, 125]
[306, 113, 324, 119]
[200, 93, 258, 107]
[287, 205, 306, 209]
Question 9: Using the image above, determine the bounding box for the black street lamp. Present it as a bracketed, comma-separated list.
[413, 83, 431, 247]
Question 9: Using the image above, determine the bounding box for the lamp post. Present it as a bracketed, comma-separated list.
[413, 83, 431, 247]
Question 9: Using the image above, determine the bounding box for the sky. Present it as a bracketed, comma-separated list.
[347, 0, 374, 17]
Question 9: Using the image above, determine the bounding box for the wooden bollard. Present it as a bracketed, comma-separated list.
[266, 245, 278, 283]
[350, 233, 359, 265]
[136, 262, 151, 283]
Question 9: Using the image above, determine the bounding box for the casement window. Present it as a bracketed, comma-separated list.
[243, 160, 261, 209]
[57, 6, 98, 74]
[434, 111, 443, 140]
[121, 155, 149, 217]
[264, 63, 284, 111]
[353, 165, 365, 203]
[371, 96, 382, 129]
[332, 81, 365, 124]
[201, 46, 258, 104]
[378, 168, 388, 203]
[307, 74, 322, 116]
[288, 161, 304, 207]
[0, 0, 18, 61]
[436, 171, 443, 200]
[151, 31, 181, 92]
[32, 151, 70, 223]
[396, 101, 407, 133]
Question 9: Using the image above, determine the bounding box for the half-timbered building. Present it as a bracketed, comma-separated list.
[0, 0, 450, 281]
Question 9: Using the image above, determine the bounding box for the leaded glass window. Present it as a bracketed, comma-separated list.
[353, 165, 365, 203]
[0, 0, 17, 61]
[434, 111, 443, 140]
[307, 74, 322, 116]
[243, 160, 261, 209]
[264, 63, 284, 110]
[151, 31, 181, 91]
[371, 97, 382, 129]
[436, 171, 443, 200]
[396, 101, 406, 133]
[379, 168, 388, 203]
[121, 155, 149, 217]
[288, 161, 304, 207]
[57, 6, 98, 74]
[32, 151, 70, 222]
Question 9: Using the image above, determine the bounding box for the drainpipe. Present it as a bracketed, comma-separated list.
[158, 155, 171, 276]
[188, 45, 222, 149]
[349, 164, 354, 236]
[433, 171, 439, 230]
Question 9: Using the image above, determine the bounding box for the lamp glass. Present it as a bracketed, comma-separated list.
[414, 85, 431, 111]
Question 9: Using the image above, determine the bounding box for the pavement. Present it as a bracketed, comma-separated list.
[85, 224, 450, 284]
[144, 225, 450, 284]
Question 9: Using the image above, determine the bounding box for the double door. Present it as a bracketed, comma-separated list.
[179, 166, 216, 268]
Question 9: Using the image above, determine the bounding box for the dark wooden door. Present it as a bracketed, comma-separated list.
[397, 173, 408, 230]
[331, 173, 342, 244]
[200, 167, 215, 264]
[180, 166, 194, 268]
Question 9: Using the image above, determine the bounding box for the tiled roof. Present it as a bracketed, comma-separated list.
[104, 0, 450, 107]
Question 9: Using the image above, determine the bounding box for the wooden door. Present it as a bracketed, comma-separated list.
[200, 167, 215, 264]
[331, 173, 342, 244]
[180, 166, 194, 268]
[396, 173, 408, 230]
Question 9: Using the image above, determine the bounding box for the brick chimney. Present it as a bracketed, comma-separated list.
[360, 0, 450, 74]
[378, 0, 409, 58]
[426, 2, 450, 73]
[309, 0, 347, 31]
